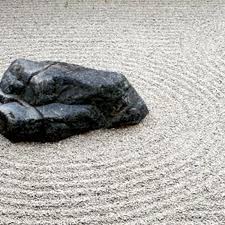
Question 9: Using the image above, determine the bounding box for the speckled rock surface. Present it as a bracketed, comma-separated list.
[0, 59, 148, 142]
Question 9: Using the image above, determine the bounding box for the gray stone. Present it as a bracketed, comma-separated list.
[0, 59, 148, 142]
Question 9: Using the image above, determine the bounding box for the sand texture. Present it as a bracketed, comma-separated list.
[0, 0, 225, 224]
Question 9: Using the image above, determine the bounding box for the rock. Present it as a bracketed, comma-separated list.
[0, 59, 148, 142]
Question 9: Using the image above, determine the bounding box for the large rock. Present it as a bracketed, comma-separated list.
[0, 59, 148, 142]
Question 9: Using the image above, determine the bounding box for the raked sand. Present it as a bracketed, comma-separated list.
[0, 0, 225, 224]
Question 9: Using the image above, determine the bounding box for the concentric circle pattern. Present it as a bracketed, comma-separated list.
[1, 1, 225, 224]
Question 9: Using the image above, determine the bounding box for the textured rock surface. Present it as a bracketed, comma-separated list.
[0, 59, 148, 142]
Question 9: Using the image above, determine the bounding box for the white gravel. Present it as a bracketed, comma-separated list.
[0, 0, 225, 224]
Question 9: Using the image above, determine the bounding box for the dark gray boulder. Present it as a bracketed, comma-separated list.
[0, 59, 148, 142]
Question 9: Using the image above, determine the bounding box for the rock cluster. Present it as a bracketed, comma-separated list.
[0, 59, 148, 142]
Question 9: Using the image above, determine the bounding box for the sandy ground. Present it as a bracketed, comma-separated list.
[0, 0, 225, 224]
